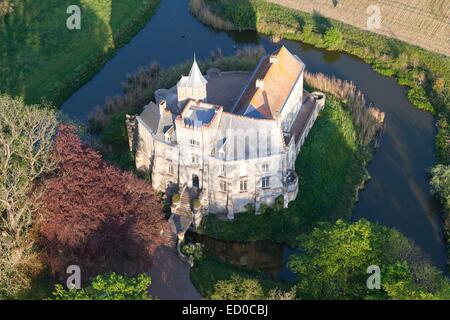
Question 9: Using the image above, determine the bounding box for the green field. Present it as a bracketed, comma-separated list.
[0, 0, 160, 106]
[199, 97, 370, 244]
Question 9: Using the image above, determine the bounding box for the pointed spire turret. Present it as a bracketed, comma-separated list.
[187, 54, 207, 88]
[177, 54, 208, 106]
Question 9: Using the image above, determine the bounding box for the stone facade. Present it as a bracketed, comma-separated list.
[127, 46, 325, 220]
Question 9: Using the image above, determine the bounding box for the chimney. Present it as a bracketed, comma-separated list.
[159, 100, 167, 115]
[269, 54, 278, 64]
[256, 79, 264, 90]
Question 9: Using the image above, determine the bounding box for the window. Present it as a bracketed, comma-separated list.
[219, 180, 227, 192]
[192, 154, 200, 164]
[262, 161, 269, 173]
[189, 139, 200, 147]
[165, 135, 171, 143]
[168, 164, 173, 175]
[240, 179, 248, 192]
[219, 164, 226, 177]
[262, 176, 270, 189]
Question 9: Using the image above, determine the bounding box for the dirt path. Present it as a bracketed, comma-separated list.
[147, 246, 201, 300]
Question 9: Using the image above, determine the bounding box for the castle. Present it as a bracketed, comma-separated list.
[127, 46, 325, 224]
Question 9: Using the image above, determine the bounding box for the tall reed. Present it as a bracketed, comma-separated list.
[304, 71, 385, 146]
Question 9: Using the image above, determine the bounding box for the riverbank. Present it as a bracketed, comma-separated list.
[0, 0, 160, 106]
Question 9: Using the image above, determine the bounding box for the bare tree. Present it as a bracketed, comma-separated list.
[0, 95, 58, 298]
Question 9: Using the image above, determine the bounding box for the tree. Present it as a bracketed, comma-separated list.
[323, 27, 344, 49]
[49, 273, 152, 300]
[288, 219, 450, 300]
[430, 164, 450, 211]
[0, 95, 58, 298]
[430, 164, 450, 244]
[38, 124, 166, 282]
[210, 275, 266, 300]
[266, 288, 297, 300]
[0, 0, 15, 17]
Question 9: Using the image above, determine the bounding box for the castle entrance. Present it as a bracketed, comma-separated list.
[192, 174, 199, 188]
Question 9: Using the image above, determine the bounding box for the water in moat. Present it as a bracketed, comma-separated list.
[61, 0, 448, 277]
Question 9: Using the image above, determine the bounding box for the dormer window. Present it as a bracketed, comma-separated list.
[164, 126, 174, 143]
[270, 55, 278, 64]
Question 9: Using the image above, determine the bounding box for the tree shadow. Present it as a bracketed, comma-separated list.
[312, 9, 332, 34]
[44, 212, 159, 286]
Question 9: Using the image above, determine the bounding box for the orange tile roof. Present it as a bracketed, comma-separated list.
[234, 46, 304, 119]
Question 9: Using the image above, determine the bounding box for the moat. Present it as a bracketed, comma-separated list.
[61, 0, 448, 274]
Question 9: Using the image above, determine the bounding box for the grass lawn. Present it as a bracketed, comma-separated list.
[199, 97, 371, 245]
[0, 0, 160, 106]
[190, 256, 287, 299]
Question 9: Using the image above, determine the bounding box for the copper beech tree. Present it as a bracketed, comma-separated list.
[39, 124, 166, 281]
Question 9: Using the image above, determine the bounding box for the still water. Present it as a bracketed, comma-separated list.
[62, 0, 447, 274]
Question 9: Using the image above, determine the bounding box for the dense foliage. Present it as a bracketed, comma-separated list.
[38, 124, 166, 282]
[288, 220, 450, 300]
[0, 95, 58, 299]
[49, 273, 152, 300]
[430, 164, 450, 255]
[0, 0, 15, 17]
[0, 0, 160, 106]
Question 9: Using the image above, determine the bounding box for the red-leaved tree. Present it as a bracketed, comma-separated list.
[38, 124, 166, 281]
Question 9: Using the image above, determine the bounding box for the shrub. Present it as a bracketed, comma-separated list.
[435, 117, 450, 165]
[49, 273, 152, 300]
[211, 275, 266, 300]
[182, 243, 204, 262]
[323, 27, 343, 49]
[244, 203, 255, 214]
[193, 199, 201, 209]
[172, 193, 181, 203]
[258, 204, 270, 215]
[273, 195, 284, 212]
